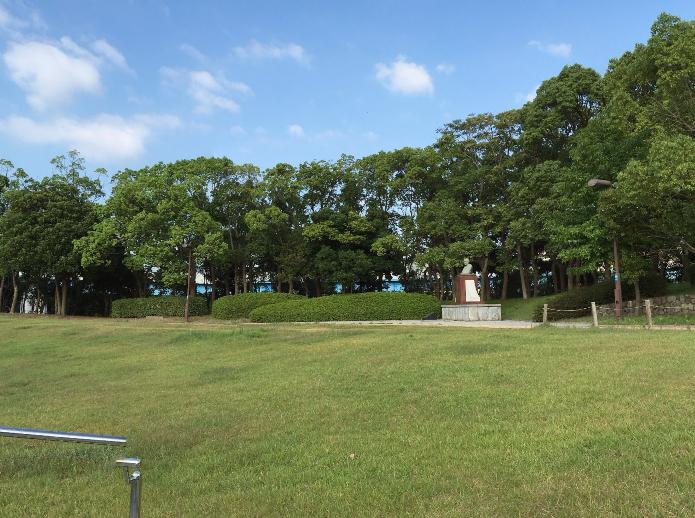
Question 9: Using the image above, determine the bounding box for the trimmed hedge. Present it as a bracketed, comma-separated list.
[532, 273, 670, 322]
[212, 292, 305, 320]
[111, 296, 209, 318]
[249, 292, 442, 322]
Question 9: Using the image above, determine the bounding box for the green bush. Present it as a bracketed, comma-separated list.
[212, 292, 305, 320]
[111, 296, 209, 318]
[249, 292, 442, 322]
[532, 274, 670, 322]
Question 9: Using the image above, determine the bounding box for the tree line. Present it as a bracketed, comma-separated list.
[0, 13, 693, 315]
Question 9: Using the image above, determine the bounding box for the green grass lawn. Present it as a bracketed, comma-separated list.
[1, 316, 695, 516]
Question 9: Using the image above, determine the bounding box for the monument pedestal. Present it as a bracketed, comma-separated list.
[446, 273, 500, 321]
[442, 304, 502, 321]
[455, 274, 481, 304]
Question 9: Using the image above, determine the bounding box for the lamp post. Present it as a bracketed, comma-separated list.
[588, 178, 623, 319]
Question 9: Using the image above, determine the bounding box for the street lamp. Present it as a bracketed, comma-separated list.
[588, 178, 623, 319]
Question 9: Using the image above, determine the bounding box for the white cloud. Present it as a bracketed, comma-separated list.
[436, 63, 455, 75]
[515, 83, 541, 104]
[180, 43, 208, 64]
[375, 56, 434, 95]
[91, 39, 134, 75]
[3, 40, 102, 110]
[363, 130, 379, 141]
[528, 40, 572, 57]
[230, 125, 246, 136]
[0, 113, 181, 161]
[0, 6, 11, 27]
[233, 40, 309, 65]
[160, 67, 251, 114]
[0, 5, 44, 37]
[287, 124, 305, 137]
[0, 5, 19, 31]
[284, 125, 348, 141]
[3, 34, 134, 110]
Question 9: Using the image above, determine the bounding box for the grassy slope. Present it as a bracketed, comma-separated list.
[1, 317, 695, 516]
[492, 293, 559, 320]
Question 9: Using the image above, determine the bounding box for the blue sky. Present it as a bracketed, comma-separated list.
[1, 0, 695, 179]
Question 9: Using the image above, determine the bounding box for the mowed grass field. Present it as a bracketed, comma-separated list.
[1, 317, 695, 516]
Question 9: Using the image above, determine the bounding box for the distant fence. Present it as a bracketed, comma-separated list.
[542, 297, 694, 328]
[596, 294, 695, 316]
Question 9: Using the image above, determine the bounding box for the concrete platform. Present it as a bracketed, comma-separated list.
[442, 304, 502, 321]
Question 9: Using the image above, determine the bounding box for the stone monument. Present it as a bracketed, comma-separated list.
[442, 257, 501, 321]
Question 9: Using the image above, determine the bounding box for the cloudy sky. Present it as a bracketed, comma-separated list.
[1, 0, 694, 178]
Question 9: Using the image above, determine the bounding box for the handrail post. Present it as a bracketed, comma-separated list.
[129, 469, 142, 518]
[1, 427, 140, 517]
[117, 458, 142, 518]
[543, 304, 548, 324]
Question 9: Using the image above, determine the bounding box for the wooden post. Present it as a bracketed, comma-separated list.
[543, 304, 548, 324]
[591, 302, 599, 328]
[645, 299, 653, 329]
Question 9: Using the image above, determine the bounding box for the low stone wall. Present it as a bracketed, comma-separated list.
[442, 304, 502, 321]
[597, 294, 695, 316]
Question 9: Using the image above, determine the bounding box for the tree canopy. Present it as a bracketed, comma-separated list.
[1, 12, 693, 314]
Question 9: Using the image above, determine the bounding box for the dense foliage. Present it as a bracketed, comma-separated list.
[212, 293, 304, 320]
[249, 292, 441, 322]
[0, 13, 693, 316]
[111, 296, 209, 318]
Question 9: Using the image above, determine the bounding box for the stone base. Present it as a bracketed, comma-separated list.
[442, 304, 501, 321]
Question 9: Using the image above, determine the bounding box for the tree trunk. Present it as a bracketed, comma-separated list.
[567, 268, 574, 290]
[134, 273, 142, 298]
[184, 248, 193, 322]
[683, 253, 692, 283]
[551, 261, 560, 293]
[501, 270, 509, 300]
[530, 244, 540, 297]
[0, 275, 4, 311]
[481, 257, 489, 303]
[315, 278, 321, 297]
[634, 278, 642, 316]
[54, 284, 61, 315]
[288, 278, 294, 294]
[242, 264, 248, 293]
[518, 245, 529, 300]
[438, 267, 445, 301]
[60, 278, 69, 316]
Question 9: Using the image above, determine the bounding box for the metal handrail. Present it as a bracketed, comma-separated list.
[0, 426, 127, 445]
[1, 426, 141, 517]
